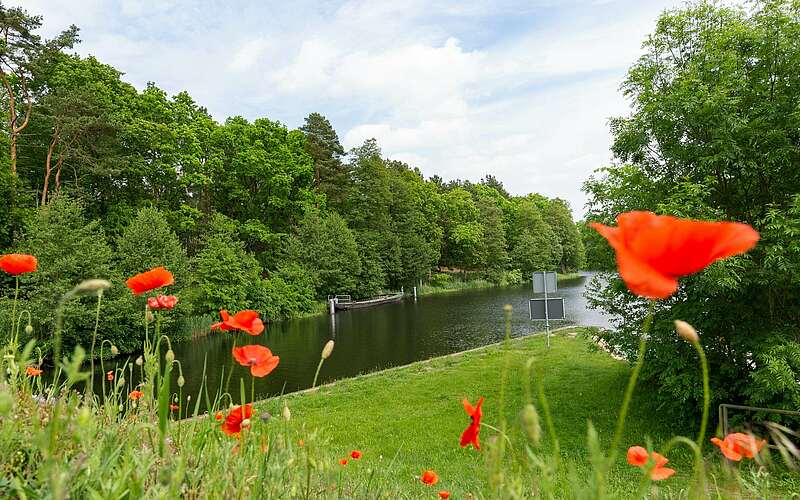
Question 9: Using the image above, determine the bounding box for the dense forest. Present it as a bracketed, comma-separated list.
[581, 1, 800, 423]
[0, 5, 584, 357]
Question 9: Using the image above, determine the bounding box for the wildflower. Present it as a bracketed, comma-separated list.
[215, 411, 224, 421]
[627, 446, 675, 480]
[321, 340, 335, 359]
[282, 404, 291, 421]
[110, 345, 119, 356]
[711, 433, 766, 461]
[25, 366, 42, 377]
[129, 390, 144, 400]
[232, 345, 280, 377]
[169, 403, 179, 412]
[298, 439, 305, 447]
[135, 356, 143, 366]
[0, 254, 37, 275]
[439, 492, 451, 499]
[240, 418, 251, 429]
[221, 404, 253, 438]
[126, 267, 174, 296]
[147, 294, 179, 310]
[460, 397, 484, 449]
[590, 211, 759, 299]
[339, 458, 348, 466]
[106, 370, 114, 381]
[421, 470, 439, 485]
[350, 450, 362, 459]
[211, 310, 265, 336]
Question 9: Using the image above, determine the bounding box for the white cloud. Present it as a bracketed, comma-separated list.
[5, 0, 683, 216]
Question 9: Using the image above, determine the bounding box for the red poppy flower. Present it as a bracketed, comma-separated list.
[460, 397, 484, 449]
[25, 366, 42, 377]
[221, 404, 253, 437]
[298, 439, 305, 447]
[339, 458, 348, 466]
[147, 294, 179, 310]
[711, 433, 766, 461]
[439, 492, 451, 499]
[232, 345, 280, 377]
[590, 211, 759, 299]
[215, 411, 224, 421]
[170, 403, 180, 412]
[627, 446, 676, 480]
[106, 370, 114, 381]
[0, 254, 37, 275]
[129, 390, 144, 400]
[350, 450, 362, 459]
[421, 470, 439, 485]
[126, 267, 174, 295]
[211, 310, 265, 336]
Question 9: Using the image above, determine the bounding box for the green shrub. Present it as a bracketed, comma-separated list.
[428, 272, 452, 287]
[257, 263, 317, 321]
[1, 196, 150, 356]
[191, 213, 265, 313]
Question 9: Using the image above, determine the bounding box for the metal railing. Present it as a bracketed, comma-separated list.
[718, 403, 800, 450]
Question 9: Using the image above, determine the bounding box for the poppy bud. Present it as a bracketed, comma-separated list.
[118, 377, 125, 386]
[321, 340, 335, 359]
[177, 375, 185, 388]
[241, 418, 251, 429]
[282, 404, 291, 421]
[110, 345, 119, 356]
[135, 356, 143, 366]
[71, 279, 112, 297]
[24, 324, 33, 334]
[146, 311, 155, 323]
[503, 304, 513, 313]
[674, 320, 699, 343]
[260, 411, 272, 422]
[165, 350, 175, 363]
[520, 403, 541, 444]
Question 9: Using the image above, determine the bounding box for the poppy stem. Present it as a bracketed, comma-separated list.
[10, 276, 19, 344]
[480, 422, 515, 450]
[311, 357, 325, 390]
[692, 340, 710, 452]
[608, 300, 655, 468]
[88, 291, 103, 402]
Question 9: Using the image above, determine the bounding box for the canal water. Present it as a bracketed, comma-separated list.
[102, 273, 610, 408]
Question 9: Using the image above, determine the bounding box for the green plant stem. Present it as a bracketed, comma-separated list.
[498, 305, 513, 426]
[88, 292, 103, 400]
[10, 277, 19, 343]
[692, 340, 710, 450]
[311, 357, 325, 389]
[608, 300, 656, 466]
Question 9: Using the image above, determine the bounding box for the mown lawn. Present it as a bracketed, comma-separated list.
[260, 329, 695, 497]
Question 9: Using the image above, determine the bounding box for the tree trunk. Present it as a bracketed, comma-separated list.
[42, 134, 59, 206]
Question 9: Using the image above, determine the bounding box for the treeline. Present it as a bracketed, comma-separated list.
[0, 6, 583, 355]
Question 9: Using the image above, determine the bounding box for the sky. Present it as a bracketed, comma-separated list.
[11, 0, 683, 217]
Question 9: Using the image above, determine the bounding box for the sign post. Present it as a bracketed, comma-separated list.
[530, 271, 562, 348]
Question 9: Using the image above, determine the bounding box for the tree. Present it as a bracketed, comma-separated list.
[300, 112, 348, 207]
[507, 199, 559, 272]
[585, 0, 800, 422]
[542, 199, 584, 271]
[287, 211, 361, 298]
[476, 191, 509, 274]
[0, 5, 78, 174]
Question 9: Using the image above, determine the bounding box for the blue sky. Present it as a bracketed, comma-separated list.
[14, 0, 684, 216]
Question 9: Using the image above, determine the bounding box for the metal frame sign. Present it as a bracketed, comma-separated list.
[529, 298, 566, 321]
[532, 271, 557, 294]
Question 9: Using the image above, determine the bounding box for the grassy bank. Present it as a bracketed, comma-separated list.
[265, 329, 798, 497]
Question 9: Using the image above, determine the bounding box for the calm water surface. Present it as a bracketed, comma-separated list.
[100, 273, 610, 409]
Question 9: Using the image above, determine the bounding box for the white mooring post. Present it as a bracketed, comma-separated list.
[329, 298, 336, 315]
[413, 286, 417, 300]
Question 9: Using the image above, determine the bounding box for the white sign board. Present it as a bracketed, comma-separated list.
[532, 271, 557, 294]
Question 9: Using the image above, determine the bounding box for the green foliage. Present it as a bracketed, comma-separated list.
[585, 0, 800, 422]
[257, 263, 317, 321]
[191, 214, 265, 314]
[116, 207, 190, 287]
[0, 196, 144, 355]
[287, 211, 360, 298]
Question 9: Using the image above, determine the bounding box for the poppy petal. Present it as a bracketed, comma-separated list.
[251, 355, 280, 378]
[650, 466, 675, 481]
[626, 446, 649, 467]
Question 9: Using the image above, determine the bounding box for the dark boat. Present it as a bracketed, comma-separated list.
[333, 293, 404, 311]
